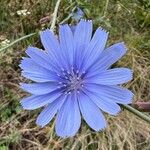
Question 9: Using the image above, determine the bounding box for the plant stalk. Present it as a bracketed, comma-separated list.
[121, 104, 150, 123]
[50, 0, 61, 30]
[0, 33, 37, 52]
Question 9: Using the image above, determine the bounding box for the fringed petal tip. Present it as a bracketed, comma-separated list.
[80, 19, 92, 22]
[40, 29, 51, 34]
[20, 99, 28, 110]
[94, 125, 107, 132]
[19, 83, 25, 90]
[116, 42, 128, 54]
[19, 57, 27, 65]
[98, 27, 109, 35]
[130, 69, 134, 80]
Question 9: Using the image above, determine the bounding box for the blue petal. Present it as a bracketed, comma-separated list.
[55, 93, 81, 137]
[73, 20, 93, 69]
[22, 72, 56, 82]
[36, 95, 66, 127]
[40, 29, 60, 56]
[70, 25, 76, 34]
[82, 88, 121, 115]
[59, 24, 74, 68]
[78, 92, 107, 131]
[20, 58, 58, 82]
[40, 29, 64, 68]
[85, 68, 133, 85]
[85, 83, 133, 104]
[88, 42, 127, 73]
[20, 57, 50, 74]
[20, 90, 62, 110]
[80, 28, 108, 71]
[76, 7, 84, 16]
[20, 82, 58, 95]
[26, 46, 58, 71]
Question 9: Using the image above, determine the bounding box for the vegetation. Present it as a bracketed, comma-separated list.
[0, 0, 150, 149]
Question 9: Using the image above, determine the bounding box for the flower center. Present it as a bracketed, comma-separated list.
[58, 68, 85, 93]
[68, 75, 83, 91]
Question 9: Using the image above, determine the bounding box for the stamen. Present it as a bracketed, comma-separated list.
[68, 92, 71, 95]
[57, 73, 61, 77]
[58, 68, 84, 93]
[76, 70, 79, 74]
[77, 77, 80, 80]
[65, 76, 68, 79]
[64, 92, 68, 95]
[61, 68, 65, 71]
[82, 71, 86, 74]
[67, 71, 70, 74]
[77, 90, 80, 94]
[63, 84, 67, 87]
[63, 72, 66, 76]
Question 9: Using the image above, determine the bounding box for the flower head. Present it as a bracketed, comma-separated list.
[71, 7, 84, 21]
[20, 20, 133, 137]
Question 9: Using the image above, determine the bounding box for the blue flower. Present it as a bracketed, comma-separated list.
[20, 20, 133, 137]
[71, 7, 84, 21]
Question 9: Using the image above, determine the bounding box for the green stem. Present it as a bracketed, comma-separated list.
[103, 0, 109, 17]
[121, 104, 150, 123]
[50, 0, 61, 30]
[0, 32, 37, 52]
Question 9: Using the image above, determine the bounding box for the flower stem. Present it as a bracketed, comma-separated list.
[50, 0, 61, 30]
[103, 0, 109, 17]
[0, 32, 37, 52]
[121, 104, 150, 123]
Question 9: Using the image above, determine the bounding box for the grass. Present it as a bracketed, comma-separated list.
[0, 0, 150, 149]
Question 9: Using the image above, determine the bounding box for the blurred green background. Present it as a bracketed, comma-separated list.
[0, 0, 150, 149]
